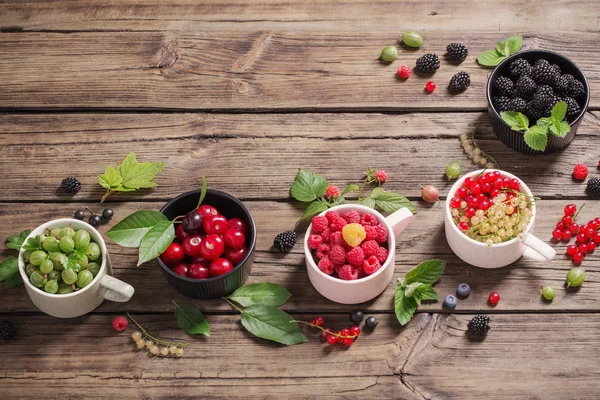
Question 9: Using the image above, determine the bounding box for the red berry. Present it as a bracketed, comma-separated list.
[176, 224, 190, 242]
[200, 234, 225, 260]
[321, 328, 330, 340]
[363, 255, 381, 275]
[425, 81, 436, 93]
[465, 208, 476, 218]
[329, 244, 347, 265]
[349, 326, 361, 337]
[593, 232, 600, 243]
[508, 178, 520, 190]
[588, 241, 596, 252]
[375, 246, 388, 264]
[209, 258, 233, 277]
[564, 204, 577, 216]
[203, 215, 229, 236]
[470, 183, 482, 195]
[481, 182, 492, 193]
[464, 177, 475, 188]
[466, 195, 479, 208]
[576, 233, 587, 243]
[556, 222, 566, 231]
[182, 234, 203, 257]
[397, 65, 411, 79]
[307, 234, 324, 250]
[160, 242, 185, 266]
[490, 188, 500, 198]
[325, 185, 341, 199]
[361, 240, 379, 258]
[172, 262, 189, 277]
[552, 229, 563, 240]
[480, 200, 492, 211]
[360, 213, 378, 227]
[342, 338, 354, 347]
[191, 254, 207, 264]
[569, 223, 580, 234]
[458, 222, 469, 231]
[325, 210, 340, 223]
[456, 187, 468, 198]
[340, 328, 350, 337]
[326, 334, 338, 345]
[584, 228, 595, 238]
[228, 218, 247, 233]
[561, 230, 572, 242]
[188, 262, 210, 279]
[330, 217, 348, 232]
[337, 264, 360, 280]
[112, 316, 128, 332]
[314, 316, 324, 327]
[579, 243, 589, 254]
[488, 291, 500, 305]
[315, 243, 331, 260]
[573, 252, 584, 264]
[197, 205, 220, 218]
[318, 257, 335, 275]
[311, 216, 329, 234]
[374, 170, 388, 183]
[345, 246, 365, 267]
[449, 197, 461, 208]
[573, 164, 588, 181]
[224, 246, 248, 264]
[342, 210, 361, 224]
[562, 215, 573, 226]
[224, 228, 246, 249]
[566, 244, 577, 256]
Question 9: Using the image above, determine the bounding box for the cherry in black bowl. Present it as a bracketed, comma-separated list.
[158, 189, 256, 299]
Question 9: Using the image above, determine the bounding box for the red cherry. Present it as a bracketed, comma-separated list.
[209, 258, 233, 277]
[551, 229, 563, 240]
[488, 291, 500, 305]
[564, 204, 576, 216]
[200, 234, 225, 260]
[203, 215, 229, 235]
[197, 204, 220, 218]
[456, 187, 468, 199]
[191, 254, 207, 264]
[562, 215, 573, 226]
[172, 262, 189, 277]
[572, 252, 584, 264]
[566, 244, 577, 256]
[160, 243, 185, 266]
[228, 218, 247, 233]
[224, 246, 248, 264]
[176, 224, 190, 242]
[188, 262, 210, 279]
[224, 228, 246, 249]
[182, 234, 203, 257]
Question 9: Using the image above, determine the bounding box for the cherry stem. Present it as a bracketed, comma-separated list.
[291, 320, 358, 339]
[126, 313, 188, 348]
[172, 215, 186, 223]
[223, 298, 244, 314]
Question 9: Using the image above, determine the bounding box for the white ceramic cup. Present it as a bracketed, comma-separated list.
[18, 218, 135, 318]
[445, 169, 556, 268]
[305, 204, 413, 304]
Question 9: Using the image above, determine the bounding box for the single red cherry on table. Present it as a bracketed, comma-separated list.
[488, 291, 500, 305]
[204, 215, 229, 235]
[224, 246, 248, 264]
[224, 228, 246, 249]
[209, 258, 233, 277]
[172, 262, 189, 277]
[197, 205, 220, 219]
[188, 262, 210, 279]
[200, 234, 225, 260]
[182, 234, 203, 257]
[160, 242, 185, 265]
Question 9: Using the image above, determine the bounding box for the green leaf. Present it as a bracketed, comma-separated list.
[117, 152, 166, 190]
[342, 184, 359, 196]
[106, 210, 168, 248]
[240, 305, 307, 345]
[524, 126, 548, 151]
[505, 35, 523, 55]
[196, 177, 208, 209]
[501, 111, 529, 131]
[404, 259, 446, 285]
[369, 188, 416, 214]
[174, 302, 210, 336]
[536, 117, 552, 129]
[227, 283, 292, 307]
[412, 285, 439, 305]
[358, 196, 377, 209]
[6, 230, 31, 250]
[548, 120, 570, 137]
[394, 286, 418, 326]
[0, 256, 23, 288]
[551, 101, 567, 121]
[495, 41, 509, 57]
[98, 165, 122, 190]
[137, 220, 175, 266]
[477, 50, 505, 67]
[290, 169, 329, 202]
[404, 282, 424, 298]
[300, 201, 329, 221]
[22, 235, 41, 251]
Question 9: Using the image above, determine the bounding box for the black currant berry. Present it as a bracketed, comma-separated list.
[102, 208, 114, 220]
[350, 311, 364, 324]
[365, 316, 378, 330]
[74, 210, 85, 220]
[89, 215, 102, 227]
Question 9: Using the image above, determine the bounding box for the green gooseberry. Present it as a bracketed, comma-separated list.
[86, 242, 101, 261]
[47, 270, 60, 281]
[445, 161, 462, 180]
[25, 263, 37, 277]
[542, 286, 555, 301]
[44, 280, 59, 294]
[30, 271, 45, 288]
[566, 268, 585, 287]
[73, 254, 89, 269]
[59, 236, 75, 253]
[380, 45, 398, 62]
[42, 236, 60, 252]
[76, 270, 94, 289]
[22, 250, 32, 263]
[38, 233, 47, 244]
[402, 31, 423, 48]
[39, 259, 54, 274]
[49, 252, 67, 271]
[50, 228, 62, 238]
[60, 226, 75, 238]
[62, 268, 78, 285]
[29, 250, 48, 266]
[87, 262, 100, 277]
[57, 283, 74, 294]
[73, 230, 91, 249]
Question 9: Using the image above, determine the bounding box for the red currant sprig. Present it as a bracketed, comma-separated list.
[295, 317, 361, 347]
[554, 204, 600, 265]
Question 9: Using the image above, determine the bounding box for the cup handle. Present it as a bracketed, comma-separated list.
[385, 207, 414, 237]
[522, 233, 556, 261]
[100, 275, 135, 302]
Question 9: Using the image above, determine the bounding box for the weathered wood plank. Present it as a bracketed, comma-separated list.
[1, 200, 598, 313]
[0, 112, 598, 202]
[0, 32, 598, 110]
[1, 0, 599, 33]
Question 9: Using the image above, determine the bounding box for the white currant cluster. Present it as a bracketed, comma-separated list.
[459, 133, 497, 169]
[131, 331, 185, 357]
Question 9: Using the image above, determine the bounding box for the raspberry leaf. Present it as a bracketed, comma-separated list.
[106, 210, 168, 248]
[6, 229, 31, 250]
[395, 286, 418, 326]
[299, 201, 329, 221]
[240, 305, 307, 345]
[0, 256, 23, 288]
[404, 259, 446, 285]
[290, 169, 329, 202]
[227, 283, 292, 307]
[368, 187, 416, 214]
[137, 220, 175, 266]
[524, 126, 548, 151]
[174, 301, 210, 336]
[358, 196, 377, 209]
[342, 184, 359, 197]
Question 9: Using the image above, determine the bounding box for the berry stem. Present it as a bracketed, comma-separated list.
[223, 297, 245, 314]
[85, 206, 97, 215]
[291, 320, 358, 339]
[573, 203, 586, 219]
[126, 313, 188, 348]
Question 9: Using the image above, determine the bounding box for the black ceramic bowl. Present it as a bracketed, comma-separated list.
[158, 189, 256, 299]
[487, 49, 590, 155]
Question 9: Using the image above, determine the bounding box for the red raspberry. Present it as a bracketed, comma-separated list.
[329, 231, 345, 247]
[345, 246, 365, 267]
[316, 243, 331, 259]
[307, 234, 323, 250]
[363, 256, 381, 275]
[325, 210, 340, 223]
[342, 210, 361, 224]
[325, 185, 340, 199]
[374, 170, 387, 183]
[330, 217, 348, 232]
[573, 164, 588, 181]
[112, 316, 128, 332]
[397, 65, 411, 79]
[318, 257, 335, 275]
[425, 81, 436, 93]
[374, 224, 388, 243]
[337, 264, 360, 280]
[320, 226, 331, 243]
[361, 240, 379, 257]
[376, 246, 389, 264]
[311, 216, 329, 234]
[364, 225, 377, 241]
[360, 213, 378, 226]
[329, 244, 347, 265]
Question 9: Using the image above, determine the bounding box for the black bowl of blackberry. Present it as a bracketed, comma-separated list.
[486, 49, 590, 155]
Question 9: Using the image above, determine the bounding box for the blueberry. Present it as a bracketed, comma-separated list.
[102, 208, 114, 220]
[457, 283, 471, 298]
[89, 215, 102, 228]
[365, 316, 378, 329]
[74, 210, 85, 220]
[350, 311, 364, 324]
[443, 295, 457, 309]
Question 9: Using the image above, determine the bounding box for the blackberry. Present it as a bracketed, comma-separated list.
[415, 54, 440, 73]
[532, 59, 559, 85]
[509, 58, 532, 77]
[61, 177, 81, 194]
[526, 102, 546, 122]
[494, 76, 514, 97]
[567, 79, 585, 98]
[273, 231, 297, 252]
[467, 315, 491, 336]
[551, 64, 561, 75]
[514, 75, 537, 99]
[0, 320, 15, 340]
[531, 85, 555, 109]
[587, 178, 600, 196]
[493, 96, 512, 112]
[562, 97, 581, 118]
[507, 97, 527, 113]
[446, 43, 468, 62]
[448, 72, 470, 93]
[555, 74, 575, 93]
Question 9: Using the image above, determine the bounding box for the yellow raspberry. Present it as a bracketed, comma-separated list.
[342, 223, 366, 247]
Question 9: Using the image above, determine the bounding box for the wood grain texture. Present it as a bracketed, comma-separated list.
[0, 112, 599, 202]
[1, 0, 599, 33]
[0, 31, 598, 110]
[1, 200, 598, 313]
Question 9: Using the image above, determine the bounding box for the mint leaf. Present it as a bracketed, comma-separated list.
[137, 220, 175, 266]
[98, 165, 122, 190]
[548, 120, 570, 137]
[551, 101, 567, 121]
[342, 184, 359, 197]
[477, 50, 505, 67]
[404, 282, 424, 298]
[369, 187, 416, 214]
[501, 111, 529, 131]
[412, 284, 438, 305]
[240, 305, 307, 345]
[395, 286, 418, 326]
[174, 301, 210, 336]
[496, 41, 509, 57]
[0, 256, 23, 288]
[358, 196, 377, 209]
[106, 210, 168, 248]
[227, 283, 292, 307]
[6, 230, 31, 250]
[300, 201, 329, 221]
[505, 35, 523, 55]
[290, 169, 329, 202]
[524, 126, 548, 151]
[536, 117, 552, 129]
[404, 259, 446, 285]
[22, 235, 41, 251]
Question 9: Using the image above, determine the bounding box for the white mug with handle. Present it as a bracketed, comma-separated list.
[18, 218, 135, 318]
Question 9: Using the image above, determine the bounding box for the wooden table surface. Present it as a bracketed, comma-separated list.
[1, 1, 600, 398]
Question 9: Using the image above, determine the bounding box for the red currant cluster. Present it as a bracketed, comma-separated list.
[159, 204, 249, 279]
[306, 316, 361, 347]
[552, 204, 600, 264]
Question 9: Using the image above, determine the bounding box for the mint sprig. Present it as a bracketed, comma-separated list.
[477, 35, 522, 67]
[395, 259, 446, 326]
